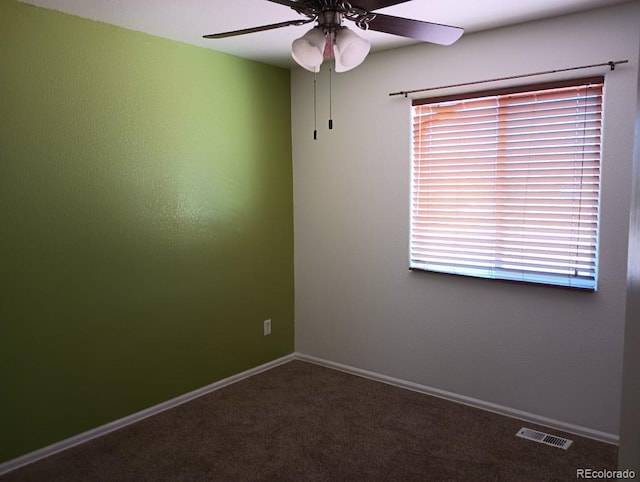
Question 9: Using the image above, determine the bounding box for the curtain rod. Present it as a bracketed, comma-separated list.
[388, 60, 629, 97]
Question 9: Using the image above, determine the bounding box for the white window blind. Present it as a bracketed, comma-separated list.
[410, 77, 604, 289]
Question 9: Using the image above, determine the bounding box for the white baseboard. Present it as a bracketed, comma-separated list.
[294, 352, 619, 446]
[0, 354, 295, 476]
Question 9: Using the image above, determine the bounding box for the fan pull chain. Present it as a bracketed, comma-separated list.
[313, 69, 318, 140]
[329, 59, 334, 130]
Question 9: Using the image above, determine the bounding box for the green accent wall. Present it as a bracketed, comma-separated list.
[0, 0, 294, 463]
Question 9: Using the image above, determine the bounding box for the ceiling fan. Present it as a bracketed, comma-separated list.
[204, 0, 464, 72]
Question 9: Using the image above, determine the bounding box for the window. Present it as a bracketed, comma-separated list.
[410, 77, 604, 289]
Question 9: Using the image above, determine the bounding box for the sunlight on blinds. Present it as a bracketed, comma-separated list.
[410, 78, 604, 289]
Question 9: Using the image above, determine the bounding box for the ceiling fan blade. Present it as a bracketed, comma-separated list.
[265, 0, 304, 8]
[352, 0, 410, 11]
[367, 14, 463, 45]
[203, 19, 313, 39]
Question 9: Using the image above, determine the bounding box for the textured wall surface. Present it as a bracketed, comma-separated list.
[0, 0, 293, 463]
[292, 2, 639, 437]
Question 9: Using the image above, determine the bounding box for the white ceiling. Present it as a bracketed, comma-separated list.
[20, 0, 629, 68]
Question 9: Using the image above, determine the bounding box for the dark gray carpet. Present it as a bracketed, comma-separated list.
[1, 360, 617, 481]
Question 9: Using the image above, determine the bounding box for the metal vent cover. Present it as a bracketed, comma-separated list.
[516, 427, 573, 449]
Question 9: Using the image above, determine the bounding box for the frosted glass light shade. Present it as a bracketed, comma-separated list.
[333, 27, 370, 72]
[292, 27, 326, 72]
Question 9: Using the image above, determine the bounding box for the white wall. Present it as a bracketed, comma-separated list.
[292, 2, 640, 437]
[619, 26, 640, 471]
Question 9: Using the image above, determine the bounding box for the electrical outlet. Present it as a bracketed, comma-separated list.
[263, 319, 271, 336]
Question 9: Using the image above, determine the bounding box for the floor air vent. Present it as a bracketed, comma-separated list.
[516, 427, 573, 449]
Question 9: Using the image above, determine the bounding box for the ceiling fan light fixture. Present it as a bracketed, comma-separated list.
[333, 26, 371, 73]
[292, 27, 327, 72]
